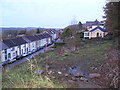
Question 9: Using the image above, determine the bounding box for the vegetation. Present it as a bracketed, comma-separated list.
[2, 29, 18, 39]
[78, 21, 83, 29]
[18, 29, 27, 35]
[54, 42, 65, 48]
[103, 1, 119, 38]
[53, 39, 119, 88]
[2, 53, 65, 88]
[3, 38, 117, 88]
[62, 28, 72, 38]
[1, 28, 45, 40]
[55, 39, 113, 67]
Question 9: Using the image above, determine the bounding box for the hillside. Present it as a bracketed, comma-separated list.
[2, 38, 119, 88]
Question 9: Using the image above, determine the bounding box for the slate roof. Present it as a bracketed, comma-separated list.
[51, 30, 57, 34]
[47, 31, 54, 34]
[22, 37, 31, 43]
[34, 34, 45, 39]
[11, 37, 28, 46]
[89, 26, 107, 32]
[1, 33, 52, 50]
[83, 19, 103, 28]
[0, 41, 9, 50]
[42, 33, 52, 38]
[3, 39, 16, 48]
[25, 35, 39, 42]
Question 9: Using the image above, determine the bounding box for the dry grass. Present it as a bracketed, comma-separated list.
[2, 55, 65, 88]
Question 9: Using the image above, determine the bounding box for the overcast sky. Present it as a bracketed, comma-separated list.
[0, 0, 106, 28]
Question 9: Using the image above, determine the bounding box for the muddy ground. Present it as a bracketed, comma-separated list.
[37, 39, 118, 88]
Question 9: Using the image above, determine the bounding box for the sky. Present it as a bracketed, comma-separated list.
[0, 0, 106, 28]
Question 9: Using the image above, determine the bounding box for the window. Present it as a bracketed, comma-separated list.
[97, 33, 99, 37]
[8, 53, 11, 59]
[84, 32, 89, 36]
[19, 46, 21, 55]
[5, 49, 7, 60]
[5, 55, 7, 60]
[32, 43, 34, 47]
[27, 48, 28, 52]
[103, 33, 105, 36]
[5, 49, 7, 54]
[13, 52, 15, 57]
[22, 49, 23, 54]
[16, 51, 18, 56]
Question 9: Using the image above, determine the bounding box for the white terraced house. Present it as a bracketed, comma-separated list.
[0, 30, 59, 65]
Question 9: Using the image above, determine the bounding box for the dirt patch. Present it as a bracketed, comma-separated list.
[31, 39, 119, 88]
[90, 49, 119, 88]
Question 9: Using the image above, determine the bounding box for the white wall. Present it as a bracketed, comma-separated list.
[41, 39, 46, 46]
[1, 50, 6, 62]
[25, 43, 30, 53]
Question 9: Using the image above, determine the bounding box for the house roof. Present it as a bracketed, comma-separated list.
[0, 41, 9, 50]
[11, 37, 28, 46]
[0, 32, 52, 50]
[89, 26, 107, 32]
[83, 19, 103, 28]
[3, 39, 16, 48]
[22, 37, 31, 43]
[47, 31, 54, 34]
[34, 34, 45, 39]
[42, 33, 52, 38]
[25, 36, 39, 42]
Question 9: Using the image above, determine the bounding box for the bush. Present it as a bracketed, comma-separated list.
[103, 33, 113, 40]
[54, 42, 65, 48]
[63, 53, 69, 56]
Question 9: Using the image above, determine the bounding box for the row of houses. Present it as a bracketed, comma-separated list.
[0, 30, 59, 65]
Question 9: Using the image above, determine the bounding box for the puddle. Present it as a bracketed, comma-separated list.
[68, 66, 89, 77]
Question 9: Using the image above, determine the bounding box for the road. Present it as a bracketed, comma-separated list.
[3, 44, 54, 71]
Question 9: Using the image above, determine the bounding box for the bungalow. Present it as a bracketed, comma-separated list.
[84, 26, 108, 39]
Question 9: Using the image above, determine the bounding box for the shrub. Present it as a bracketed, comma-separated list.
[54, 42, 65, 48]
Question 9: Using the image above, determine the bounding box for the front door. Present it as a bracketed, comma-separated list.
[97, 33, 99, 37]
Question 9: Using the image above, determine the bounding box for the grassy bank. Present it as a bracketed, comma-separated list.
[50, 40, 113, 73]
[2, 39, 113, 88]
[2, 52, 65, 88]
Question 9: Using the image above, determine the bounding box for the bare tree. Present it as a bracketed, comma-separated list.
[71, 16, 78, 25]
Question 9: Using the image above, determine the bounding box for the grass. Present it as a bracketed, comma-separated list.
[2, 52, 65, 88]
[53, 40, 113, 72]
[2, 39, 113, 88]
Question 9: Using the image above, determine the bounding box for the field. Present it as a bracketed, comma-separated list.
[2, 39, 114, 88]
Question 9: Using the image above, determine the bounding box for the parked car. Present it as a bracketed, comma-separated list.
[9, 59, 16, 63]
[2, 60, 10, 66]
[27, 51, 32, 55]
[22, 53, 28, 57]
[31, 49, 36, 53]
[16, 54, 24, 60]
